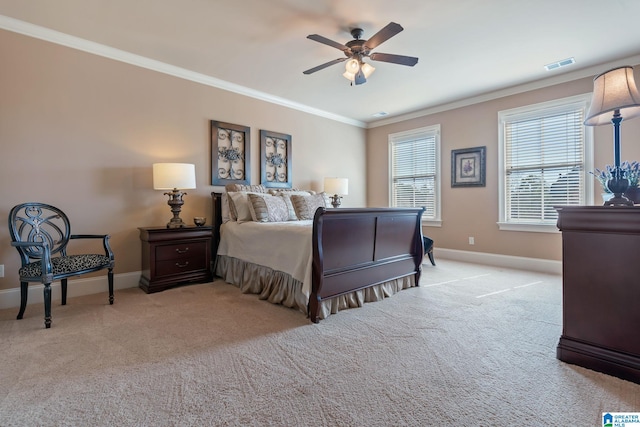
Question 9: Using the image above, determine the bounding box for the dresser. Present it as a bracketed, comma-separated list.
[556, 206, 640, 384]
[138, 226, 213, 293]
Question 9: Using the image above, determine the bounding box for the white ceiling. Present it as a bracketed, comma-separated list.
[2, 0, 640, 127]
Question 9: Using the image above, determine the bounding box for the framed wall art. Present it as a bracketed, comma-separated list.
[211, 120, 250, 186]
[260, 130, 292, 188]
[451, 146, 486, 187]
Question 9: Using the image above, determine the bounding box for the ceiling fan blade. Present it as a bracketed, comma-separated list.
[364, 22, 403, 50]
[369, 52, 419, 67]
[303, 58, 348, 75]
[307, 34, 350, 51]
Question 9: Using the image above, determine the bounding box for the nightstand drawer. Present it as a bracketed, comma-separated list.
[156, 256, 207, 277]
[156, 241, 207, 261]
[138, 226, 213, 294]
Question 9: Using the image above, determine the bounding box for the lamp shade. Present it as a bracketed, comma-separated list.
[584, 66, 640, 126]
[324, 177, 348, 195]
[153, 163, 196, 190]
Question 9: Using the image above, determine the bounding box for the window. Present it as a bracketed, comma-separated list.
[389, 125, 441, 225]
[498, 94, 593, 232]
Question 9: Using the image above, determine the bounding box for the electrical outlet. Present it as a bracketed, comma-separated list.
[468, 237, 475, 245]
[0, 264, 4, 278]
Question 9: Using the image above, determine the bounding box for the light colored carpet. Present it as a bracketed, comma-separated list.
[0, 259, 638, 426]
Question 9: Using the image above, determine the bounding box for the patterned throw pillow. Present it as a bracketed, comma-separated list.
[248, 193, 290, 222]
[268, 190, 316, 220]
[290, 193, 327, 220]
[225, 183, 267, 193]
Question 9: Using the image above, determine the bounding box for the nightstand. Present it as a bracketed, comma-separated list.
[138, 226, 213, 293]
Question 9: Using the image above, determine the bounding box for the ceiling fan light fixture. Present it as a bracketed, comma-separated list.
[345, 59, 360, 73]
[361, 62, 375, 78]
[343, 61, 374, 84]
[342, 70, 356, 81]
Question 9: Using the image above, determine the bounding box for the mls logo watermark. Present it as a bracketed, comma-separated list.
[603, 412, 640, 427]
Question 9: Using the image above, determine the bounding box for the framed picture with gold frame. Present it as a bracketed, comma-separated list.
[211, 120, 250, 186]
[451, 146, 486, 187]
[260, 130, 292, 188]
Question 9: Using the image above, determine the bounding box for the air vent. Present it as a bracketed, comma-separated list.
[544, 57, 575, 71]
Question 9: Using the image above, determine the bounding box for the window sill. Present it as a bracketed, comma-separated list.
[496, 222, 559, 233]
[422, 219, 442, 227]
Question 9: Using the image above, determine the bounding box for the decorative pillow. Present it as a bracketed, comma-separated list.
[225, 183, 267, 193]
[290, 193, 327, 220]
[227, 191, 259, 222]
[248, 193, 290, 222]
[267, 188, 317, 195]
[268, 190, 316, 221]
[221, 192, 232, 223]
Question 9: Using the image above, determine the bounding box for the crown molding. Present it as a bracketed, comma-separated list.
[0, 15, 366, 128]
[367, 54, 640, 128]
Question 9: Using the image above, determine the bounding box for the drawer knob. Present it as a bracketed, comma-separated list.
[175, 261, 189, 268]
[175, 247, 189, 254]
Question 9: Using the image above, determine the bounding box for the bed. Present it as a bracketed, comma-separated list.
[211, 185, 424, 322]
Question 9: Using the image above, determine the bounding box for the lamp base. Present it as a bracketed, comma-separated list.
[330, 194, 342, 208]
[165, 189, 187, 228]
[604, 176, 633, 206]
[166, 218, 187, 228]
[604, 194, 634, 206]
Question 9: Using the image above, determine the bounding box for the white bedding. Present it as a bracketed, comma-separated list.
[216, 220, 314, 297]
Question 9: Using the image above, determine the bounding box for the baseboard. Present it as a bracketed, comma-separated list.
[557, 335, 640, 384]
[2, 251, 560, 311]
[433, 248, 562, 275]
[0, 271, 141, 310]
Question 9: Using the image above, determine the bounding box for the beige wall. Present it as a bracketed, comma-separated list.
[0, 30, 366, 291]
[4, 27, 640, 293]
[367, 69, 640, 261]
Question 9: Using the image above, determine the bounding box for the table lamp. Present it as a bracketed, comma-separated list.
[153, 163, 196, 228]
[584, 66, 640, 206]
[324, 177, 349, 208]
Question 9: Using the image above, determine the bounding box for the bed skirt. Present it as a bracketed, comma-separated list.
[215, 255, 416, 320]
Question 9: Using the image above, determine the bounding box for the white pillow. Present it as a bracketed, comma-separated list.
[221, 192, 231, 223]
[227, 191, 258, 223]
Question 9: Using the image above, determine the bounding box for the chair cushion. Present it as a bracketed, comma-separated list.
[19, 254, 112, 279]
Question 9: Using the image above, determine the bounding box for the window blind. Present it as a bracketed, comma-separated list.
[391, 131, 437, 219]
[504, 109, 585, 224]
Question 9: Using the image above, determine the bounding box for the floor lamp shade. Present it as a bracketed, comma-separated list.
[153, 163, 196, 228]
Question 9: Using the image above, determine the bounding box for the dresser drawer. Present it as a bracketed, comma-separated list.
[156, 241, 207, 261]
[155, 256, 207, 277]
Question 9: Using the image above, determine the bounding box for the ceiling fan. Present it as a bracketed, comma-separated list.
[303, 22, 418, 85]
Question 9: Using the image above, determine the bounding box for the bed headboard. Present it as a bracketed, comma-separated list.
[211, 192, 223, 271]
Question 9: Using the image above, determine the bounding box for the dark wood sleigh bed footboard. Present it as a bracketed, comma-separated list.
[211, 192, 425, 323]
[309, 207, 424, 322]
